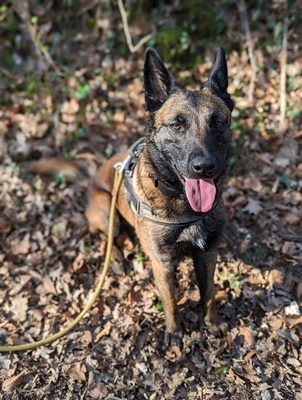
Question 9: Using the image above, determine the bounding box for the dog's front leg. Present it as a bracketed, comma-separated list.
[193, 250, 227, 335]
[151, 259, 183, 347]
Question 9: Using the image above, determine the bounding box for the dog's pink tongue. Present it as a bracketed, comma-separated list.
[184, 178, 216, 212]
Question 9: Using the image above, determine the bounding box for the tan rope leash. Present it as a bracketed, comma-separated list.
[0, 167, 124, 352]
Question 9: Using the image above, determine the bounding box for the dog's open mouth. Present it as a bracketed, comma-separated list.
[171, 163, 217, 213]
[184, 177, 216, 213]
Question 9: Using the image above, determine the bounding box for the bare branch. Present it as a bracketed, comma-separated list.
[117, 0, 152, 53]
[11, 0, 61, 74]
[279, 17, 289, 135]
[237, 0, 257, 107]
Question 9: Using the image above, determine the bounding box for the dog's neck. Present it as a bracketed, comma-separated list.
[145, 140, 184, 197]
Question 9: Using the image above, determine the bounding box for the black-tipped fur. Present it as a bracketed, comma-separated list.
[144, 48, 176, 112]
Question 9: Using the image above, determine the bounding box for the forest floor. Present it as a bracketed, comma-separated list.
[0, 2, 302, 399]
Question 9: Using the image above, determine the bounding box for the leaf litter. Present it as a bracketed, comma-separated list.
[0, 2, 302, 399]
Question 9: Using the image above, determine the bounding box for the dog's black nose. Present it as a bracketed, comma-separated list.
[191, 156, 216, 177]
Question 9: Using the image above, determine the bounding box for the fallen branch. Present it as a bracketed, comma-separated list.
[117, 0, 152, 53]
[237, 0, 257, 107]
[279, 17, 289, 134]
[278, 230, 302, 243]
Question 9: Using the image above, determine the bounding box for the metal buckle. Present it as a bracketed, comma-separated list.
[114, 155, 132, 174]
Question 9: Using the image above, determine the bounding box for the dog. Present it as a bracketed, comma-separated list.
[85, 47, 234, 346]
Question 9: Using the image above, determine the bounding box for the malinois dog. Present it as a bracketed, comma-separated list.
[85, 48, 234, 346]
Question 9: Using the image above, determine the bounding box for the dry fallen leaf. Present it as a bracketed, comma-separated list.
[238, 326, 255, 348]
[0, 6, 301, 399]
[2, 370, 28, 392]
[68, 361, 87, 381]
[267, 269, 284, 290]
[89, 381, 108, 399]
[242, 198, 263, 215]
[10, 294, 28, 322]
[10, 233, 31, 255]
[165, 346, 182, 362]
[296, 281, 302, 306]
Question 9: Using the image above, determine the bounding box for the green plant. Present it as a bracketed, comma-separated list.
[155, 299, 163, 312]
[75, 81, 90, 100]
[134, 243, 147, 262]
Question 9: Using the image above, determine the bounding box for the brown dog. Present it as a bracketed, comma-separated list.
[85, 48, 234, 346]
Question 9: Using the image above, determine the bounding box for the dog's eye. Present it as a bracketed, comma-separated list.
[213, 121, 225, 130]
[170, 123, 181, 131]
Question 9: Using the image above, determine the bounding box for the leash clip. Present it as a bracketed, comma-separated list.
[114, 155, 132, 175]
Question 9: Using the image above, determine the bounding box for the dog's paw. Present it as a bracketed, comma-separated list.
[164, 328, 183, 348]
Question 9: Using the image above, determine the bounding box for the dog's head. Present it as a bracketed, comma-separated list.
[144, 48, 233, 213]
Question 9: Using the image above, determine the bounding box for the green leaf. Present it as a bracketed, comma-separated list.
[55, 173, 66, 185]
[156, 299, 163, 312]
[84, 244, 92, 253]
[51, 221, 67, 235]
[75, 83, 90, 100]
[31, 15, 38, 25]
[216, 365, 229, 374]
[0, 5, 8, 14]
[279, 174, 291, 188]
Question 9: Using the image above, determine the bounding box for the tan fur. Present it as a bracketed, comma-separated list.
[86, 49, 232, 345]
[27, 158, 86, 181]
[86, 147, 223, 340]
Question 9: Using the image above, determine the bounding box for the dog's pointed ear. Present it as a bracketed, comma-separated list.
[144, 48, 175, 112]
[207, 47, 228, 92]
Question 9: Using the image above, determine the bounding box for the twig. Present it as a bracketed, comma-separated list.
[279, 17, 289, 135]
[237, 0, 257, 107]
[77, 0, 101, 15]
[11, 0, 61, 75]
[278, 229, 302, 243]
[117, 0, 152, 53]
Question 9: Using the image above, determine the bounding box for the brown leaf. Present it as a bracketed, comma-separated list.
[297, 281, 302, 307]
[72, 253, 85, 272]
[2, 370, 27, 392]
[270, 318, 284, 330]
[89, 381, 108, 399]
[61, 98, 80, 115]
[10, 233, 31, 255]
[284, 315, 302, 329]
[165, 346, 182, 362]
[243, 174, 263, 192]
[267, 269, 284, 290]
[68, 361, 87, 381]
[42, 275, 57, 295]
[10, 294, 28, 322]
[276, 329, 300, 346]
[233, 365, 261, 383]
[78, 330, 93, 346]
[238, 326, 255, 347]
[95, 321, 111, 342]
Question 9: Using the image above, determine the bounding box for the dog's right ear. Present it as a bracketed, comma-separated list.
[144, 48, 175, 112]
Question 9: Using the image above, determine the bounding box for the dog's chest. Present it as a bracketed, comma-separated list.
[160, 223, 208, 252]
[177, 224, 207, 250]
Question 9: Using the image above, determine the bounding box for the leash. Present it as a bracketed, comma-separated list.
[0, 166, 125, 353]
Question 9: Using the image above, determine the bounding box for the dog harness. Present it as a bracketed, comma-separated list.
[115, 138, 207, 227]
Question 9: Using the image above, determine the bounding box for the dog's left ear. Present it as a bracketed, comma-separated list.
[144, 48, 176, 112]
[207, 47, 228, 92]
[205, 47, 234, 110]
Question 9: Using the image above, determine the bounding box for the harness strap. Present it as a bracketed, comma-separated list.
[148, 174, 184, 199]
[121, 138, 205, 227]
